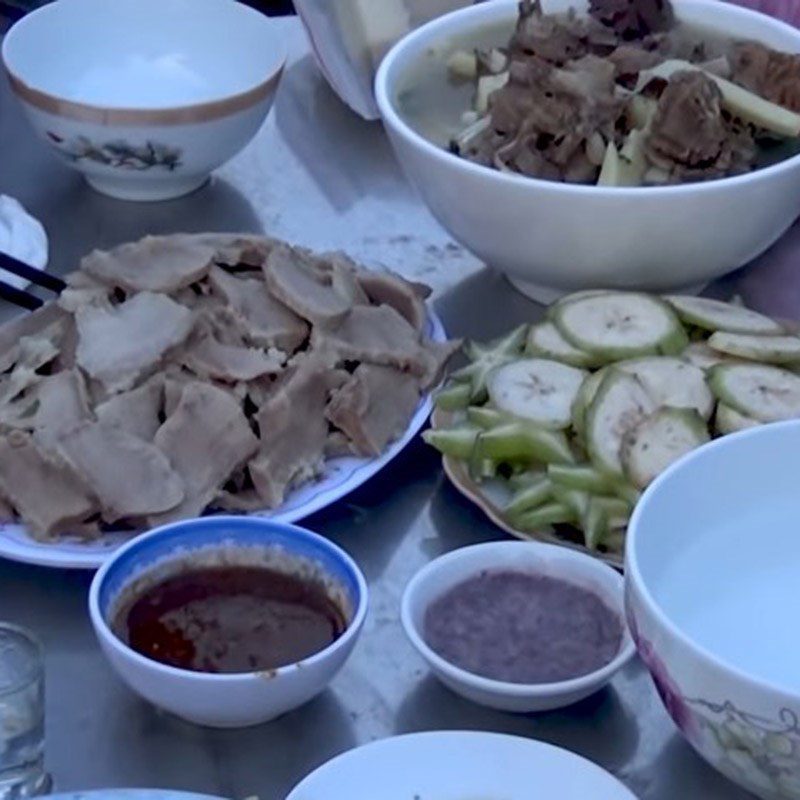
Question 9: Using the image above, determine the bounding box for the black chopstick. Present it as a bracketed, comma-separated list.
[0, 279, 43, 310]
[0, 251, 66, 294]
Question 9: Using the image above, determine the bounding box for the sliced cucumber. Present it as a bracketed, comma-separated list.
[514, 501, 576, 531]
[618, 356, 714, 419]
[716, 403, 761, 435]
[682, 341, 741, 371]
[586, 369, 656, 477]
[505, 476, 553, 521]
[554, 293, 687, 360]
[487, 358, 587, 429]
[708, 331, 800, 364]
[422, 428, 478, 459]
[475, 422, 575, 465]
[525, 322, 599, 368]
[621, 407, 709, 489]
[435, 382, 471, 411]
[450, 325, 527, 400]
[664, 295, 783, 335]
[571, 369, 606, 440]
[708, 364, 800, 423]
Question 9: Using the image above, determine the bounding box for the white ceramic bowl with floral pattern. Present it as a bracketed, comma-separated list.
[626, 420, 800, 799]
[2, 0, 285, 201]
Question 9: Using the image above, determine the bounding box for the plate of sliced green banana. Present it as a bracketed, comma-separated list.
[425, 290, 800, 567]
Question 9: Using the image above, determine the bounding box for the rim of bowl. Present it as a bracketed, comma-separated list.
[626, 419, 800, 698]
[1, 0, 287, 126]
[401, 541, 636, 698]
[88, 515, 369, 683]
[375, 0, 800, 197]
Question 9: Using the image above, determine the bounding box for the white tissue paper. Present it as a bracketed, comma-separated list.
[295, 0, 472, 119]
[0, 195, 49, 289]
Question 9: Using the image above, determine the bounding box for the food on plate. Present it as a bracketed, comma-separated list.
[404, 0, 800, 185]
[0, 234, 458, 540]
[111, 556, 347, 673]
[423, 569, 622, 683]
[425, 290, 800, 555]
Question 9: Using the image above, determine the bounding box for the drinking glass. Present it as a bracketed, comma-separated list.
[0, 624, 49, 799]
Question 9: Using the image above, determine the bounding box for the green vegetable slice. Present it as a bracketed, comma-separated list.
[621, 407, 710, 489]
[715, 403, 761, 435]
[475, 422, 575, 465]
[504, 476, 553, 521]
[708, 331, 800, 364]
[422, 428, 478, 459]
[487, 358, 587, 429]
[554, 293, 687, 360]
[547, 463, 616, 493]
[450, 325, 527, 401]
[435, 382, 471, 411]
[708, 363, 800, 422]
[514, 502, 576, 531]
[586, 369, 656, 477]
[682, 341, 741, 371]
[664, 295, 783, 335]
[525, 322, 599, 368]
[618, 356, 714, 419]
[571, 369, 606, 440]
[551, 485, 590, 518]
[466, 406, 509, 429]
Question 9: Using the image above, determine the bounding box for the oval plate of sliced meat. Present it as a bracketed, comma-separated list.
[0, 234, 457, 569]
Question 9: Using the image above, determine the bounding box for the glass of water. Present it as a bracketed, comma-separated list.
[0, 624, 49, 799]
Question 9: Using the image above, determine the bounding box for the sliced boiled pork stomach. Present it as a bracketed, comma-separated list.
[76, 292, 193, 393]
[312, 304, 431, 376]
[54, 421, 184, 523]
[181, 331, 286, 382]
[326, 364, 420, 457]
[95, 375, 164, 441]
[0, 432, 97, 538]
[263, 245, 353, 325]
[150, 382, 259, 525]
[356, 270, 430, 333]
[81, 234, 215, 292]
[207, 266, 308, 351]
[249, 356, 345, 507]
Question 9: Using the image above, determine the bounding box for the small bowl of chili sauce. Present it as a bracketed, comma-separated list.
[401, 541, 634, 713]
[89, 516, 368, 728]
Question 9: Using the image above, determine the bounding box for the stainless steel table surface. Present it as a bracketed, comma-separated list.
[3, 16, 798, 800]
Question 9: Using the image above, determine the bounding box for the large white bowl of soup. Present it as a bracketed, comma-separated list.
[375, 0, 800, 300]
[2, 0, 285, 201]
[626, 420, 800, 799]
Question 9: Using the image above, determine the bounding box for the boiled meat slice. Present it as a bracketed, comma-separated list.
[326, 364, 420, 456]
[249, 356, 345, 507]
[263, 245, 353, 325]
[54, 421, 184, 522]
[182, 330, 286, 382]
[150, 382, 259, 524]
[81, 235, 215, 292]
[96, 375, 164, 441]
[0, 432, 97, 537]
[356, 270, 430, 333]
[76, 292, 193, 393]
[208, 266, 308, 351]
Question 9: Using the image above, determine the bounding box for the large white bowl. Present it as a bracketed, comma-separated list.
[89, 516, 368, 728]
[402, 541, 634, 712]
[626, 420, 800, 799]
[2, 0, 285, 201]
[375, 0, 800, 301]
[287, 730, 637, 799]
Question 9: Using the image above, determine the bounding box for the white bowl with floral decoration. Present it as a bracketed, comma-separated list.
[2, 0, 285, 201]
[626, 420, 800, 800]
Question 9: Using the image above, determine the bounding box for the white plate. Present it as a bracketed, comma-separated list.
[286, 730, 637, 799]
[0, 195, 48, 288]
[0, 312, 445, 570]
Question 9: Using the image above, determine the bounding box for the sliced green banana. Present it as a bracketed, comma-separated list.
[586, 369, 656, 477]
[487, 358, 587, 429]
[664, 295, 783, 335]
[571, 368, 606, 440]
[621, 407, 710, 489]
[618, 356, 714, 419]
[715, 403, 761, 435]
[708, 364, 800, 422]
[554, 293, 687, 360]
[708, 331, 800, 364]
[525, 322, 599, 368]
[682, 341, 741, 371]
